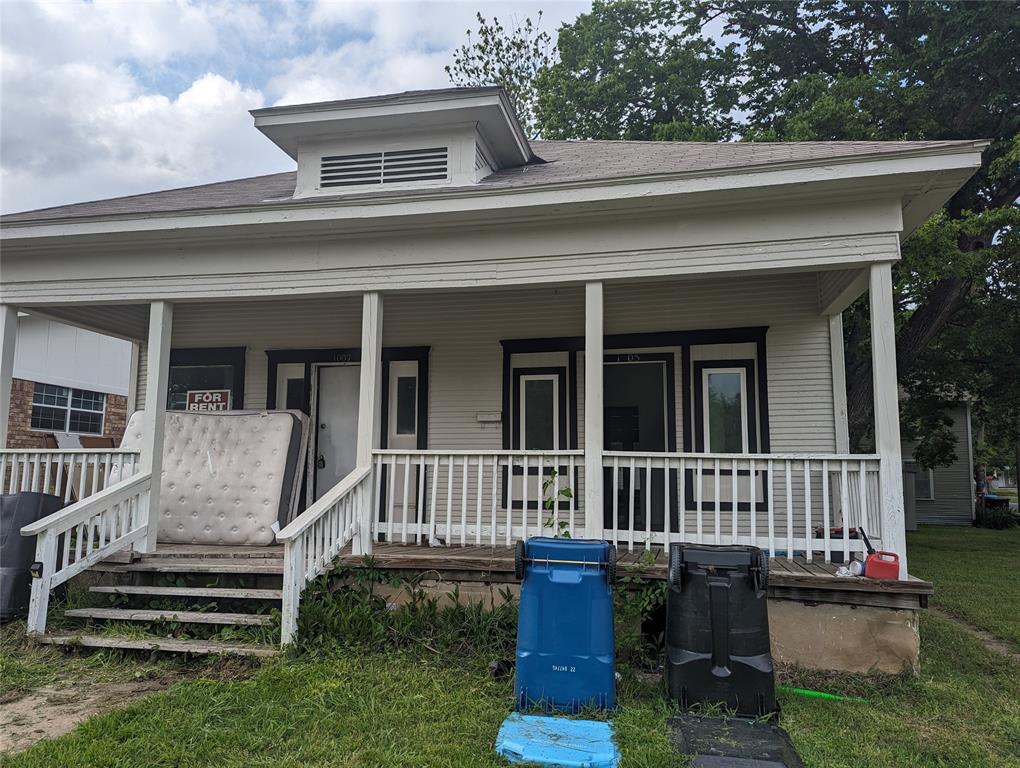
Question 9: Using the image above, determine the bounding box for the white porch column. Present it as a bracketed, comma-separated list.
[355, 291, 383, 555]
[869, 263, 907, 577]
[584, 282, 604, 540]
[139, 301, 172, 554]
[0, 305, 17, 447]
[828, 313, 850, 453]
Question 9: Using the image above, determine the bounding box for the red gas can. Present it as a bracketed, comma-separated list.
[864, 551, 899, 580]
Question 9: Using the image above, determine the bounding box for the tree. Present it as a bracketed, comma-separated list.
[534, 0, 740, 141]
[448, 1, 1020, 464]
[445, 12, 554, 138]
[708, 1, 1020, 459]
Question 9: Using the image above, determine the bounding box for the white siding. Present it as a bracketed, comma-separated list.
[163, 272, 835, 454]
[605, 273, 835, 453]
[14, 315, 132, 396]
[172, 296, 364, 409]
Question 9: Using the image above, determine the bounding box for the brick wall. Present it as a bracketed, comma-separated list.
[5, 378, 130, 449]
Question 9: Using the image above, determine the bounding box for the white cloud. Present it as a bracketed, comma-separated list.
[0, 0, 589, 213]
[270, 1, 587, 105]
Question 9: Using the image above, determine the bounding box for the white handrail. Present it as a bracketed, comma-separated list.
[278, 465, 373, 645]
[0, 448, 141, 454]
[601, 451, 882, 560]
[371, 448, 583, 544]
[20, 473, 151, 536]
[0, 448, 141, 500]
[602, 450, 880, 461]
[21, 471, 153, 635]
[277, 465, 371, 542]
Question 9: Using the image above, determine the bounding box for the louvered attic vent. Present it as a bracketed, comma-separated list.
[319, 147, 449, 188]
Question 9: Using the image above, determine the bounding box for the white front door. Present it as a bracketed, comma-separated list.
[315, 364, 360, 499]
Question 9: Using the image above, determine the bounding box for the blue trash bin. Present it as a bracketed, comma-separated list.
[514, 537, 617, 712]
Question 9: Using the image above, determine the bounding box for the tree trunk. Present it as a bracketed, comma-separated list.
[845, 274, 972, 451]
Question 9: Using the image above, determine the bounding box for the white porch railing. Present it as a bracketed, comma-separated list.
[603, 451, 882, 561]
[1, 449, 142, 500]
[276, 465, 373, 645]
[371, 449, 585, 545]
[20, 472, 153, 634]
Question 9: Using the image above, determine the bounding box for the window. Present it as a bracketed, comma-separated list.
[168, 365, 235, 411]
[520, 375, 558, 450]
[702, 368, 748, 453]
[395, 376, 417, 435]
[168, 347, 245, 411]
[905, 461, 935, 500]
[31, 383, 105, 435]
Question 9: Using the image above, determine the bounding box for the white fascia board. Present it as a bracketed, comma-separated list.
[254, 90, 531, 166]
[1, 144, 985, 245]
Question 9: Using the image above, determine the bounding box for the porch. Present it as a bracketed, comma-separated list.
[0, 264, 912, 656]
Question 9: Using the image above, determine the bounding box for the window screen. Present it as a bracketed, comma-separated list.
[705, 370, 746, 453]
[522, 378, 556, 450]
[395, 376, 417, 435]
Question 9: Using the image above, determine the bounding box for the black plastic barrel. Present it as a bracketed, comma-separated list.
[1, 493, 64, 620]
[665, 543, 776, 718]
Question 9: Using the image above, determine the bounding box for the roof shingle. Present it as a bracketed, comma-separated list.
[1, 139, 979, 224]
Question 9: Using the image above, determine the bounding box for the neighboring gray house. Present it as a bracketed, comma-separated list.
[0, 87, 986, 669]
[903, 403, 975, 526]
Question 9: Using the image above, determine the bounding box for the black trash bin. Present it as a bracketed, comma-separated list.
[665, 543, 776, 718]
[1, 492, 64, 620]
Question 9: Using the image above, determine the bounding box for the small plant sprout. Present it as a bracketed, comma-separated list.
[541, 469, 573, 537]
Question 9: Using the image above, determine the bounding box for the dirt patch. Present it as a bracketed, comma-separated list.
[929, 607, 1020, 663]
[0, 653, 259, 755]
[0, 678, 173, 754]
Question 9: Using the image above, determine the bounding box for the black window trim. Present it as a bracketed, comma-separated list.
[168, 346, 246, 411]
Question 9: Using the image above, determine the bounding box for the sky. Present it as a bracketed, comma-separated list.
[0, 0, 590, 214]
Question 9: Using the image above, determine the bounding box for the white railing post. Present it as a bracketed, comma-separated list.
[280, 535, 304, 646]
[584, 282, 604, 540]
[26, 529, 56, 635]
[870, 263, 907, 577]
[138, 301, 172, 554]
[0, 304, 18, 448]
[829, 313, 851, 453]
[354, 292, 383, 555]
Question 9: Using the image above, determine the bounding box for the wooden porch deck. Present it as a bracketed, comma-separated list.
[338, 543, 933, 610]
[97, 541, 931, 610]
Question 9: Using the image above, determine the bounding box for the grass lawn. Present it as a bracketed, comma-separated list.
[908, 525, 1020, 650]
[6, 616, 1020, 768]
[4, 527, 1020, 767]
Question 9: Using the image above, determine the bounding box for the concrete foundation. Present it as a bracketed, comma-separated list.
[372, 579, 922, 675]
[768, 598, 920, 674]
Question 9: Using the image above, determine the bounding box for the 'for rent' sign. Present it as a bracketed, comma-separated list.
[185, 390, 231, 412]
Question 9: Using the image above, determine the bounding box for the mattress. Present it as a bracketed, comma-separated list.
[119, 410, 308, 546]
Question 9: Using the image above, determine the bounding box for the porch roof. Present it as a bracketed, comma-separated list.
[1, 137, 985, 226]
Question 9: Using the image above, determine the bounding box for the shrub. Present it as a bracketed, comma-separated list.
[974, 502, 1018, 529]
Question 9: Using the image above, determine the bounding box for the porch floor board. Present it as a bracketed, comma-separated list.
[339, 542, 933, 609]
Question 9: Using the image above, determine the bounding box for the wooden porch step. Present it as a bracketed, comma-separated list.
[91, 557, 285, 575]
[89, 585, 282, 600]
[139, 544, 285, 560]
[64, 607, 273, 626]
[35, 632, 277, 657]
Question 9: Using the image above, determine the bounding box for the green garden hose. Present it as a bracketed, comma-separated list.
[777, 685, 868, 703]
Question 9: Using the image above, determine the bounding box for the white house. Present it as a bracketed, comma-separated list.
[0, 87, 985, 667]
[4, 314, 133, 450]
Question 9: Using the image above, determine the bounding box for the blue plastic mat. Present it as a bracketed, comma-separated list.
[495, 713, 620, 768]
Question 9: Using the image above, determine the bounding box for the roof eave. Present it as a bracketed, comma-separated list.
[0, 142, 987, 241]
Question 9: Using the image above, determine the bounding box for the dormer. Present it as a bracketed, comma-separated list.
[251, 87, 535, 199]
